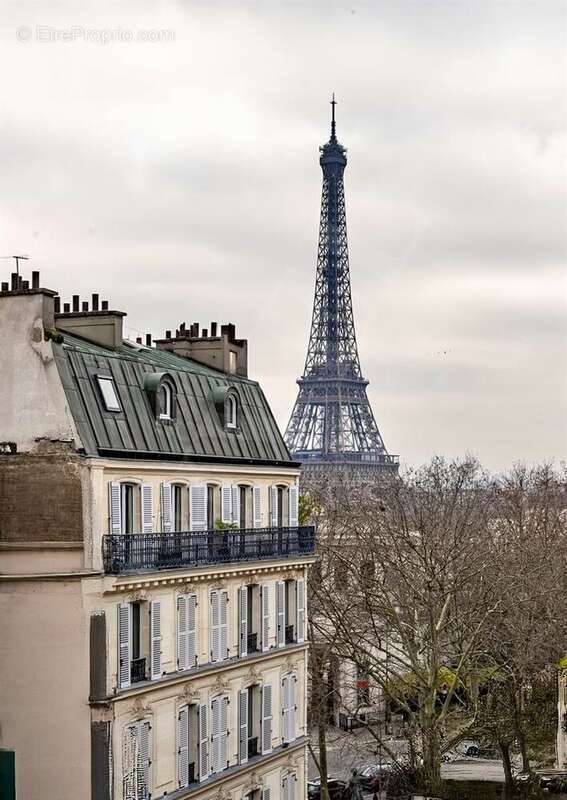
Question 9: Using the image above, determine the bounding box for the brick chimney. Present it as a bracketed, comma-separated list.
[155, 321, 248, 377]
[54, 292, 125, 350]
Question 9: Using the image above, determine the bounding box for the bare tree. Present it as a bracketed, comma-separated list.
[306, 457, 567, 795]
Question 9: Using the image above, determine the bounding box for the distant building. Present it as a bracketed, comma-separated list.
[0, 271, 315, 800]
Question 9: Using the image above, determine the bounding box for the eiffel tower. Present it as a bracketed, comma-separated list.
[285, 98, 398, 473]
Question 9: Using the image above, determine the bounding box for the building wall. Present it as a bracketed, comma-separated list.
[0, 292, 80, 451]
[0, 577, 91, 800]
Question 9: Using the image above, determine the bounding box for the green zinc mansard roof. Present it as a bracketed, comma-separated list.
[54, 332, 293, 465]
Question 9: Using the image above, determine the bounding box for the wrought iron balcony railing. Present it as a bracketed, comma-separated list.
[102, 525, 316, 575]
[130, 657, 147, 683]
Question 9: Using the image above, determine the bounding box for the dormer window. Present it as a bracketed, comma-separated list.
[226, 394, 238, 429]
[143, 372, 176, 422]
[96, 375, 121, 412]
[158, 382, 173, 420]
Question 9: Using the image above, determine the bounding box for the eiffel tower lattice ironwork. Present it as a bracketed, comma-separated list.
[285, 98, 399, 472]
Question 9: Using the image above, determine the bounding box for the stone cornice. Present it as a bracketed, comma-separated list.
[103, 557, 316, 594]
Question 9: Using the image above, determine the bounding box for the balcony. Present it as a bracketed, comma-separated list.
[247, 737, 259, 759]
[130, 657, 147, 683]
[102, 525, 316, 575]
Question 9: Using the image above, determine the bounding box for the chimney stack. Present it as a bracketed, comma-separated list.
[32, 271, 40, 289]
[72, 295, 79, 312]
[92, 293, 99, 311]
[54, 297, 61, 313]
[63, 302, 70, 313]
[101, 300, 108, 311]
[145, 333, 152, 347]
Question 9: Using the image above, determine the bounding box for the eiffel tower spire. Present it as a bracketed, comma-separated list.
[285, 98, 398, 472]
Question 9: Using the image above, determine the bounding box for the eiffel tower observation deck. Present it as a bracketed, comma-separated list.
[285, 98, 399, 474]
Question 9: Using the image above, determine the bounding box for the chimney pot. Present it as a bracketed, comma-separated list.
[54, 297, 61, 313]
[180, 322, 185, 333]
[63, 302, 70, 313]
[32, 271, 40, 289]
[145, 333, 152, 347]
[72, 295, 80, 312]
[101, 300, 109, 311]
[92, 293, 99, 311]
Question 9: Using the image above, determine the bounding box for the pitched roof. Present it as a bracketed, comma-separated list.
[53, 332, 293, 465]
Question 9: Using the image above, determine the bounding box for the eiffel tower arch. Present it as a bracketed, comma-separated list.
[285, 99, 398, 474]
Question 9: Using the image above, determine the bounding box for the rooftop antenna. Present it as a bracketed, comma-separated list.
[330, 93, 337, 140]
[0, 255, 29, 277]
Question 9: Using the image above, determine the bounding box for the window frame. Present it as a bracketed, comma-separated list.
[96, 374, 121, 412]
[158, 381, 173, 420]
[225, 393, 238, 430]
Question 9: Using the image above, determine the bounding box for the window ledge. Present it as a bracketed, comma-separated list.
[166, 737, 307, 799]
[100, 641, 308, 704]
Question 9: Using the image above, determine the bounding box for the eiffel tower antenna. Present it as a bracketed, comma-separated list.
[284, 99, 398, 474]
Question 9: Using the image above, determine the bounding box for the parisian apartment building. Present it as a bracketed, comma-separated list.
[0, 271, 315, 800]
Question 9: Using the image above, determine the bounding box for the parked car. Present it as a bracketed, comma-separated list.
[359, 761, 398, 791]
[516, 770, 567, 793]
[307, 777, 349, 799]
[441, 738, 480, 762]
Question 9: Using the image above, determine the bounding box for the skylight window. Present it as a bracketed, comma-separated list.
[96, 375, 121, 412]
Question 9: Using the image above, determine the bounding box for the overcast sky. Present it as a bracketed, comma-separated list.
[1, 1, 566, 470]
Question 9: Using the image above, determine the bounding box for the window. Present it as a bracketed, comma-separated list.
[225, 394, 237, 429]
[123, 720, 151, 800]
[121, 483, 137, 534]
[158, 382, 172, 419]
[172, 485, 183, 532]
[96, 375, 121, 412]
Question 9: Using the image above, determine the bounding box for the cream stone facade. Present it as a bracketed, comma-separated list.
[0, 275, 314, 800]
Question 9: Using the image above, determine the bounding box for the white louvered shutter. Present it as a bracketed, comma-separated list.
[253, 486, 262, 527]
[178, 705, 189, 788]
[261, 585, 270, 652]
[231, 485, 240, 525]
[138, 720, 151, 800]
[290, 676, 297, 742]
[161, 483, 173, 533]
[282, 674, 292, 744]
[210, 590, 220, 662]
[211, 697, 220, 774]
[219, 695, 228, 771]
[283, 774, 296, 800]
[177, 594, 187, 671]
[187, 594, 197, 668]
[261, 684, 273, 753]
[141, 485, 153, 534]
[238, 689, 248, 764]
[198, 703, 209, 781]
[239, 587, 248, 657]
[270, 485, 278, 527]
[289, 485, 299, 527]
[118, 603, 131, 688]
[219, 591, 228, 660]
[221, 485, 232, 524]
[122, 724, 137, 800]
[261, 790, 271, 800]
[178, 594, 197, 671]
[150, 601, 161, 679]
[276, 580, 285, 648]
[109, 481, 122, 534]
[296, 578, 306, 644]
[190, 484, 207, 531]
